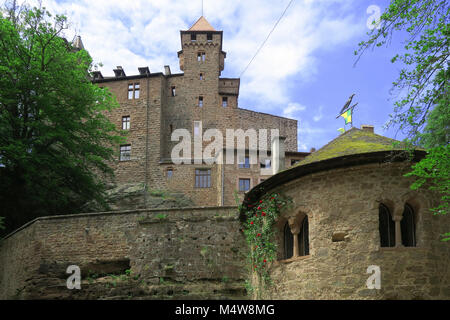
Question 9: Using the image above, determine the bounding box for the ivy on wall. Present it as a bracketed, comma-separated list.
[239, 193, 292, 297]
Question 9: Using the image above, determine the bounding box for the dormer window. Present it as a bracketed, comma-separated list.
[197, 52, 205, 62]
[191, 34, 196, 41]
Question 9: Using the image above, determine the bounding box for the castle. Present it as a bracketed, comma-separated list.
[89, 16, 308, 208]
[0, 17, 448, 300]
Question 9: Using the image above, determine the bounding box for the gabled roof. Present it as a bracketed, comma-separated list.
[295, 127, 404, 166]
[188, 16, 216, 31]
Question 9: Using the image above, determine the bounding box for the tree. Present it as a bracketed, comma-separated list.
[0, 3, 124, 236]
[356, 0, 449, 241]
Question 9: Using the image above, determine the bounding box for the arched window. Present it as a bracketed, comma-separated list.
[298, 216, 309, 256]
[379, 204, 395, 247]
[284, 222, 293, 259]
[401, 204, 416, 247]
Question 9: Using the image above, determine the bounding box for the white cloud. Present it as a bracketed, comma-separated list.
[282, 102, 307, 119]
[313, 106, 324, 122]
[20, 0, 365, 152]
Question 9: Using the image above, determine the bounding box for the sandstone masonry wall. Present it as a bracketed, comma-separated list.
[0, 206, 247, 300]
[261, 162, 450, 300]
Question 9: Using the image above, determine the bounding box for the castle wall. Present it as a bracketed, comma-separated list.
[260, 162, 450, 299]
[0, 206, 247, 300]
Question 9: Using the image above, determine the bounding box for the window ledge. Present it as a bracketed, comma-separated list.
[277, 255, 311, 265]
[378, 246, 426, 252]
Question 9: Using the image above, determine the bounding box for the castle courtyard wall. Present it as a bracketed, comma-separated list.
[0, 206, 247, 300]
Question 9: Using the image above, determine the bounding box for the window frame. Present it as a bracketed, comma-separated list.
[122, 116, 130, 130]
[119, 144, 131, 161]
[238, 178, 251, 192]
[195, 168, 211, 188]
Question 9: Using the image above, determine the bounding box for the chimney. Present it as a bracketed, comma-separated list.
[113, 66, 126, 77]
[361, 125, 374, 133]
[271, 136, 286, 175]
[164, 65, 171, 76]
[310, 147, 316, 153]
[138, 67, 150, 75]
[92, 71, 103, 80]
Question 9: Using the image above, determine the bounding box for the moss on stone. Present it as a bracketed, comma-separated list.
[295, 128, 406, 166]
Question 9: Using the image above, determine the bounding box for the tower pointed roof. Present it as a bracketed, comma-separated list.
[188, 16, 216, 31]
[72, 35, 84, 50]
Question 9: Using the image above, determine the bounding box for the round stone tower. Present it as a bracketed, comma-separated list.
[242, 126, 450, 300]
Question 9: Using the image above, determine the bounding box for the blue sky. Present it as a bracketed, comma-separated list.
[39, 0, 409, 151]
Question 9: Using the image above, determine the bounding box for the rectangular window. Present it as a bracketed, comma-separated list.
[120, 145, 131, 161]
[195, 169, 211, 188]
[198, 96, 203, 107]
[198, 52, 205, 62]
[128, 84, 133, 100]
[291, 159, 300, 166]
[199, 73, 203, 80]
[171, 86, 176, 97]
[207, 33, 213, 41]
[167, 168, 173, 179]
[134, 83, 140, 99]
[239, 156, 250, 169]
[191, 33, 197, 41]
[261, 159, 271, 169]
[239, 178, 251, 192]
[122, 116, 130, 130]
[128, 83, 139, 99]
[194, 121, 202, 136]
[222, 97, 228, 107]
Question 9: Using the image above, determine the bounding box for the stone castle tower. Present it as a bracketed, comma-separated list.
[91, 16, 308, 209]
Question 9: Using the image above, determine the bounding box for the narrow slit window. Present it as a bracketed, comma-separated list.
[379, 204, 395, 247]
[171, 86, 176, 97]
[284, 223, 293, 259]
[401, 204, 416, 247]
[222, 97, 228, 107]
[198, 96, 203, 107]
[298, 216, 309, 256]
[199, 73, 203, 80]
[167, 168, 173, 179]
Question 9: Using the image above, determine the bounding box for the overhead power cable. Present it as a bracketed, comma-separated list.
[239, 0, 296, 78]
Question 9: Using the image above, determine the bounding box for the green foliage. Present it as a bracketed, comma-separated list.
[155, 213, 168, 220]
[0, 4, 124, 235]
[240, 193, 292, 297]
[356, 0, 449, 228]
[405, 145, 449, 214]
